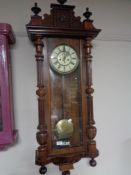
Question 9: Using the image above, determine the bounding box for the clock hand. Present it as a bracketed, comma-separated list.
[63, 52, 67, 63]
[63, 45, 66, 52]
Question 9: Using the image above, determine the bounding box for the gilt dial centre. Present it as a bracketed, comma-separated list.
[57, 52, 71, 66]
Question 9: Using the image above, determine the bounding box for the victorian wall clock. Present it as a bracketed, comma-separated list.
[26, 0, 101, 174]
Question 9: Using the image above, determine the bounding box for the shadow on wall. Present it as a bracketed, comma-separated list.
[121, 138, 131, 175]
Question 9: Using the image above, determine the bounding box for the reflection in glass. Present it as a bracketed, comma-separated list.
[50, 66, 82, 148]
[0, 86, 3, 131]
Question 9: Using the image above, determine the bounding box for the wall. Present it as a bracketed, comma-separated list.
[0, 0, 131, 175]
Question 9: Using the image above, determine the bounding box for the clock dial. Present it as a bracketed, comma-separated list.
[50, 44, 79, 74]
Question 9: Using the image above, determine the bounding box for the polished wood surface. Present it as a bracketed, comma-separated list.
[26, 1, 101, 174]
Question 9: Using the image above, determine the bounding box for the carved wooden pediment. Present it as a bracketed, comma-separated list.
[27, 2, 101, 39]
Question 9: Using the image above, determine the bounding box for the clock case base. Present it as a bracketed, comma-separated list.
[26, 1, 101, 174]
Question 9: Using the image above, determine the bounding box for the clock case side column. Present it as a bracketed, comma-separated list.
[34, 35, 48, 174]
[84, 37, 98, 166]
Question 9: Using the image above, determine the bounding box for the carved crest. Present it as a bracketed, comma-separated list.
[27, 2, 101, 40]
[30, 2, 83, 29]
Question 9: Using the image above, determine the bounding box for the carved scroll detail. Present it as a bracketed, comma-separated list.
[84, 37, 98, 166]
[29, 3, 83, 29]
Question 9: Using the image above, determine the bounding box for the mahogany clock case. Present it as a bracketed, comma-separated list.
[26, 0, 101, 174]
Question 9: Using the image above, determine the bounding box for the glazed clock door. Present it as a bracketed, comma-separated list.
[46, 38, 84, 154]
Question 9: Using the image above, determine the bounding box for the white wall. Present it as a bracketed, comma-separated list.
[0, 0, 131, 175]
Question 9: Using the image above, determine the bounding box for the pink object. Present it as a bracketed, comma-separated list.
[0, 23, 17, 150]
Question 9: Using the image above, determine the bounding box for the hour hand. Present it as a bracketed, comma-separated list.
[63, 45, 66, 52]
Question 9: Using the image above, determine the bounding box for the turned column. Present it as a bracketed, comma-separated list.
[84, 37, 98, 166]
[34, 35, 48, 174]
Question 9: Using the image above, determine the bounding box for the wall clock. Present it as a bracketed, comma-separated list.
[26, 0, 101, 174]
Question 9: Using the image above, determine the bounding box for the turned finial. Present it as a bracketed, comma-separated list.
[83, 8, 92, 20]
[31, 2, 41, 16]
[57, 0, 67, 5]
